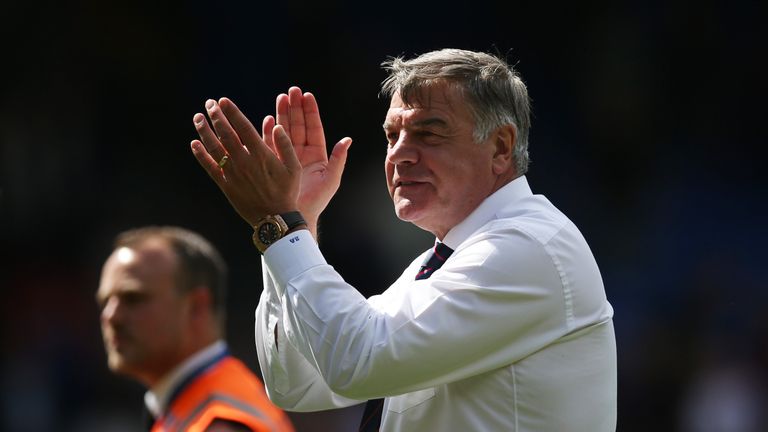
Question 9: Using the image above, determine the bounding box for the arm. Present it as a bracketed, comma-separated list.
[191, 95, 357, 408]
[264, 226, 609, 400]
[255, 256, 364, 411]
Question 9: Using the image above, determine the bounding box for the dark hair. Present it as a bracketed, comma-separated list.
[114, 226, 228, 326]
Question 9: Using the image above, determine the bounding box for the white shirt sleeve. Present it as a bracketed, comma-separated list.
[254, 237, 364, 411]
[261, 224, 607, 401]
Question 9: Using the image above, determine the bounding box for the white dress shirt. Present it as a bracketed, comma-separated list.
[255, 176, 617, 431]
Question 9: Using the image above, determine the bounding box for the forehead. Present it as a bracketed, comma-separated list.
[384, 84, 473, 127]
[98, 241, 178, 296]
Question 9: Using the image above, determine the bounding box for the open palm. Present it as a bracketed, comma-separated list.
[263, 87, 352, 236]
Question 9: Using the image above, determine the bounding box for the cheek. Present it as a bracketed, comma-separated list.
[455, 151, 492, 178]
[130, 305, 168, 336]
[438, 160, 487, 197]
[384, 165, 395, 192]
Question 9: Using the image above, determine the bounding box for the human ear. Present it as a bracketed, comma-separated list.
[187, 286, 213, 320]
[491, 125, 516, 175]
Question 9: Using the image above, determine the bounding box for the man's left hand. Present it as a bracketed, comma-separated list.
[190, 97, 301, 227]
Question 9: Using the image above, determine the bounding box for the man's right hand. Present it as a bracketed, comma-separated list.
[262, 87, 352, 238]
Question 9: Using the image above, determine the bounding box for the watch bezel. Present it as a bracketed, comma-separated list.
[252, 215, 289, 253]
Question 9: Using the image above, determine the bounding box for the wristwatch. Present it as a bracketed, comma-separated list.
[252, 211, 306, 253]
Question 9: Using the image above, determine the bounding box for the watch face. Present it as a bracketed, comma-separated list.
[258, 221, 281, 245]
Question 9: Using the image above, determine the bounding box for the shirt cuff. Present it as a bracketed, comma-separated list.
[263, 229, 326, 297]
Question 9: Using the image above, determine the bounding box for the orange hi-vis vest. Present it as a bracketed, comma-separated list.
[151, 355, 294, 432]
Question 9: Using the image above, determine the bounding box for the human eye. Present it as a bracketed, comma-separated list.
[96, 295, 107, 311]
[385, 130, 399, 145]
[120, 291, 147, 306]
[414, 129, 442, 143]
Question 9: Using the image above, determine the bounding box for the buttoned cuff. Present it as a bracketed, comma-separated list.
[263, 229, 326, 297]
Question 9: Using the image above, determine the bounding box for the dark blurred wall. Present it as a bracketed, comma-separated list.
[1, 1, 766, 431]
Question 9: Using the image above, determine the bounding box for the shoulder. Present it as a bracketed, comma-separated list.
[187, 358, 293, 430]
[491, 194, 573, 244]
[200, 356, 268, 396]
[450, 203, 597, 286]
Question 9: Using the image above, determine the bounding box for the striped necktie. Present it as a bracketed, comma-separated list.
[415, 242, 454, 280]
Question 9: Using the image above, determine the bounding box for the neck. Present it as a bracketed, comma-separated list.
[430, 172, 518, 240]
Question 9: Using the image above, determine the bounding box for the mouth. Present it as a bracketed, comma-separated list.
[105, 331, 130, 350]
[396, 180, 426, 188]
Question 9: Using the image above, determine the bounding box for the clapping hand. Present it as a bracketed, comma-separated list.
[262, 87, 352, 237]
[190, 98, 302, 227]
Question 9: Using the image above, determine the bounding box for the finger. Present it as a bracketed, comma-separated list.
[262, 115, 277, 154]
[288, 87, 306, 146]
[193, 112, 228, 163]
[328, 137, 352, 180]
[272, 125, 301, 174]
[302, 92, 326, 149]
[190, 140, 225, 185]
[205, 99, 247, 159]
[275, 93, 290, 134]
[218, 97, 264, 156]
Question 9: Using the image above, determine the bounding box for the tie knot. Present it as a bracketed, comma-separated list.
[433, 242, 454, 260]
[415, 242, 455, 280]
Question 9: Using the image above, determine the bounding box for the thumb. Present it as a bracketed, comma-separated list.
[273, 125, 301, 173]
[328, 137, 352, 178]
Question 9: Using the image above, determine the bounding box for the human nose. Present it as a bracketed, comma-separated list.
[386, 134, 418, 165]
[101, 297, 121, 325]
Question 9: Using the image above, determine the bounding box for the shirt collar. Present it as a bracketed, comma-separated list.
[442, 175, 533, 249]
[144, 340, 227, 418]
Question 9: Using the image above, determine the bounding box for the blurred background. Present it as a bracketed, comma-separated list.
[1, 0, 766, 430]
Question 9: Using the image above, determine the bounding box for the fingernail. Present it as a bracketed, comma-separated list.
[205, 99, 215, 110]
[193, 113, 205, 125]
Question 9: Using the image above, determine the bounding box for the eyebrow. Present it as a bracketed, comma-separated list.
[383, 117, 449, 130]
[95, 281, 142, 305]
[95, 290, 112, 308]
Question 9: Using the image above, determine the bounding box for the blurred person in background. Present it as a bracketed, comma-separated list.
[97, 226, 294, 432]
[189, 48, 616, 431]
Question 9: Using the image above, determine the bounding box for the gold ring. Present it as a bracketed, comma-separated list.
[217, 155, 229, 168]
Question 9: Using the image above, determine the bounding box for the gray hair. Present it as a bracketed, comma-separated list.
[381, 48, 531, 175]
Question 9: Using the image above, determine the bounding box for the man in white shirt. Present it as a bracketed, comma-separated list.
[189, 48, 617, 431]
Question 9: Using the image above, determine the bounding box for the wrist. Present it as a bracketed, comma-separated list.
[297, 212, 319, 239]
[286, 223, 308, 235]
[304, 220, 319, 240]
[252, 211, 306, 253]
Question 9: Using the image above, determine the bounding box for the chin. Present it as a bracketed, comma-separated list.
[394, 204, 420, 222]
[395, 204, 432, 226]
[107, 350, 134, 372]
[107, 356, 126, 373]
